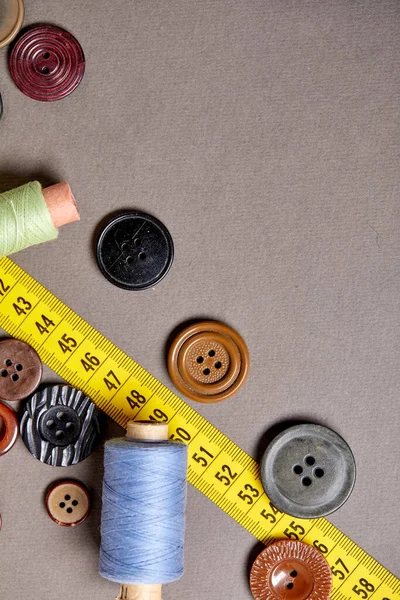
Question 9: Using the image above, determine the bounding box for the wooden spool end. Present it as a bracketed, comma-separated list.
[42, 181, 80, 228]
[118, 421, 169, 600]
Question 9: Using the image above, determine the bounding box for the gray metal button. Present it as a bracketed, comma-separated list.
[260, 424, 356, 519]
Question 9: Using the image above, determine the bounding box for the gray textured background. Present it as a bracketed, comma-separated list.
[0, 0, 399, 598]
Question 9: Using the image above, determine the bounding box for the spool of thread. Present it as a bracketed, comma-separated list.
[0, 180, 79, 257]
[100, 421, 188, 600]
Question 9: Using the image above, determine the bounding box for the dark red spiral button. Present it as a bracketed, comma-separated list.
[9, 24, 85, 102]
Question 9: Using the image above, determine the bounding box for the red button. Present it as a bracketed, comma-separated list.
[0, 400, 19, 456]
[250, 540, 332, 600]
[9, 24, 85, 101]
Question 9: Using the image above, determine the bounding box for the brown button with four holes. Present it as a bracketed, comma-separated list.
[250, 540, 332, 600]
[46, 481, 90, 527]
[0, 338, 42, 401]
[168, 321, 249, 403]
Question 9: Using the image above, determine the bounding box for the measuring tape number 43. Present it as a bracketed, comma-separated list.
[0, 257, 398, 600]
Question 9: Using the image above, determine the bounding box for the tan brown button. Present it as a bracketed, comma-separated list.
[250, 540, 332, 600]
[0, 338, 42, 401]
[0, 0, 24, 48]
[46, 481, 90, 527]
[0, 400, 18, 456]
[168, 321, 249, 403]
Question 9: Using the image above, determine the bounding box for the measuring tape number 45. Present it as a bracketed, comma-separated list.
[0, 257, 398, 600]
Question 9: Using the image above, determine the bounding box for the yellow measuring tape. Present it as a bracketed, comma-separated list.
[0, 256, 398, 600]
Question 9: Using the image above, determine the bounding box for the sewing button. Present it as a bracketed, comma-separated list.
[0, 0, 24, 48]
[20, 385, 102, 466]
[9, 24, 85, 101]
[0, 338, 42, 401]
[250, 540, 332, 600]
[260, 424, 356, 519]
[46, 480, 90, 526]
[96, 212, 174, 290]
[0, 93, 3, 120]
[168, 321, 249, 403]
[0, 400, 18, 456]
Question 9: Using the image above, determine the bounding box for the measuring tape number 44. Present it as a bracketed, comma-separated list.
[0, 257, 398, 600]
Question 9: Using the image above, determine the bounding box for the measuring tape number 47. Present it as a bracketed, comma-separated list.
[0, 256, 398, 600]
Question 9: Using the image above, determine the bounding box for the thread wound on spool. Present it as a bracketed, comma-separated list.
[100, 438, 188, 585]
[0, 181, 58, 257]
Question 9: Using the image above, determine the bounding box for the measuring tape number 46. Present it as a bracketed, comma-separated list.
[0, 257, 398, 600]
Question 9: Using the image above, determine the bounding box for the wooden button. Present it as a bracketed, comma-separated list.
[46, 481, 90, 527]
[0, 0, 24, 48]
[0, 400, 18, 456]
[0, 338, 42, 401]
[250, 540, 332, 600]
[168, 321, 249, 403]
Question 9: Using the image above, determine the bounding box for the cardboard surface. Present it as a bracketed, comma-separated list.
[0, 1, 399, 598]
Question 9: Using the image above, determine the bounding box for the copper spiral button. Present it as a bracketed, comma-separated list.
[250, 540, 332, 600]
[9, 24, 85, 101]
[0, 400, 18, 456]
[168, 321, 249, 403]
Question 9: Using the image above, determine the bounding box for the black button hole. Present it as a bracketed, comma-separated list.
[134, 238, 141, 247]
[43, 52, 50, 59]
[138, 252, 146, 261]
[46, 420, 55, 429]
[208, 350, 216, 357]
[290, 570, 298, 577]
[293, 465, 303, 475]
[42, 66, 50, 74]
[55, 430, 65, 439]
[56, 411, 65, 421]
[126, 256, 134, 265]
[305, 455, 315, 466]
[203, 368, 210, 376]
[302, 476, 312, 487]
[65, 495, 71, 501]
[1, 370, 7, 377]
[72, 500, 78, 506]
[214, 361, 222, 369]
[59, 502, 65, 508]
[5, 359, 12, 367]
[66, 507, 73, 514]
[286, 583, 294, 590]
[196, 356, 204, 364]
[314, 467, 325, 478]
[66, 422, 74, 430]
[11, 374, 19, 382]
[15, 363, 23, 371]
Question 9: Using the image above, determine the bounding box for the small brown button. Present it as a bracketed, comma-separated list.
[0, 400, 19, 456]
[168, 321, 249, 403]
[250, 540, 332, 600]
[0, 338, 42, 401]
[46, 481, 90, 527]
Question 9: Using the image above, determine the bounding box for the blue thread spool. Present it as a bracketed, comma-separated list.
[99, 421, 188, 600]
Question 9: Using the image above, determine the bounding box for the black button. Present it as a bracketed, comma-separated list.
[20, 385, 102, 467]
[260, 424, 356, 519]
[96, 212, 174, 290]
[40, 405, 81, 447]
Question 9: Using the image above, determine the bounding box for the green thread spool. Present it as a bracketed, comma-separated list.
[0, 180, 80, 258]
